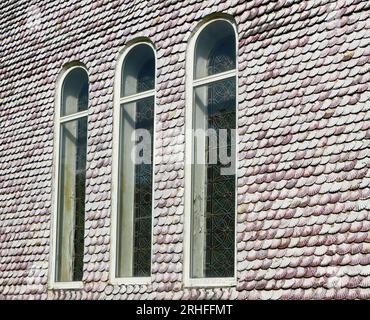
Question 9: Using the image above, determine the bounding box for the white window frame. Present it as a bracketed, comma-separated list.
[110, 41, 157, 286]
[184, 18, 238, 288]
[49, 65, 89, 290]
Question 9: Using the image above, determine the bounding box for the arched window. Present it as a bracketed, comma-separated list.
[53, 66, 89, 285]
[185, 19, 237, 284]
[113, 43, 155, 280]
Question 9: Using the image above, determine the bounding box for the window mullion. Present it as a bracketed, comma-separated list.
[120, 94, 155, 108]
[60, 110, 89, 123]
[193, 69, 236, 88]
[120, 89, 155, 104]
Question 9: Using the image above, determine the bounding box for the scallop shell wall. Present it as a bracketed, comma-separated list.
[1, 0, 370, 300]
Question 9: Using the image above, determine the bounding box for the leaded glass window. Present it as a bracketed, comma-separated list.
[190, 20, 236, 279]
[55, 67, 88, 282]
[116, 43, 155, 278]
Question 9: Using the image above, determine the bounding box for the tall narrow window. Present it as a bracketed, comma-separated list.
[55, 67, 88, 282]
[116, 43, 155, 278]
[188, 20, 237, 280]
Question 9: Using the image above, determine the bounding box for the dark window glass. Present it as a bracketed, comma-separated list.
[121, 44, 155, 97]
[56, 67, 88, 282]
[194, 20, 236, 79]
[204, 78, 235, 277]
[207, 39, 236, 76]
[191, 79, 236, 278]
[61, 68, 88, 116]
[57, 117, 87, 282]
[132, 97, 154, 276]
[137, 59, 155, 92]
[117, 96, 154, 277]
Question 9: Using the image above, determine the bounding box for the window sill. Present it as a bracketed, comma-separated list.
[184, 277, 236, 288]
[49, 281, 84, 290]
[110, 277, 151, 286]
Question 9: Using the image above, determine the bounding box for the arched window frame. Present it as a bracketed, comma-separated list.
[50, 65, 89, 289]
[184, 18, 238, 287]
[111, 41, 156, 285]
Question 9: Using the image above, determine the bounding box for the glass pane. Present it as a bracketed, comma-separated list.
[61, 68, 88, 116]
[56, 117, 87, 282]
[121, 44, 155, 97]
[191, 78, 236, 278]
[117, 96, 154, 277]
[194, 20, 236, 79]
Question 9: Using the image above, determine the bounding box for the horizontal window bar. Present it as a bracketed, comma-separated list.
[120, 89, 155, 104]
[60, 110, 89, 123]
[193, 69, 236, 88]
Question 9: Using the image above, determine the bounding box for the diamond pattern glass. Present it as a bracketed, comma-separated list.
[205, 78, 236, 278]
[133, 97, 154, 277]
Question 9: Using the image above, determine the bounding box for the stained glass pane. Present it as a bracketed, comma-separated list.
[133, 97, 154, 277]
[194, 20, 235, 79]
[117, 96, 154, 277]
[191, 77, 236, 278]
[137, 59, 155, 93]
[121, 44, 155, 97]
[57, 117, 87, 282]
[207, 40, 235, 76]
